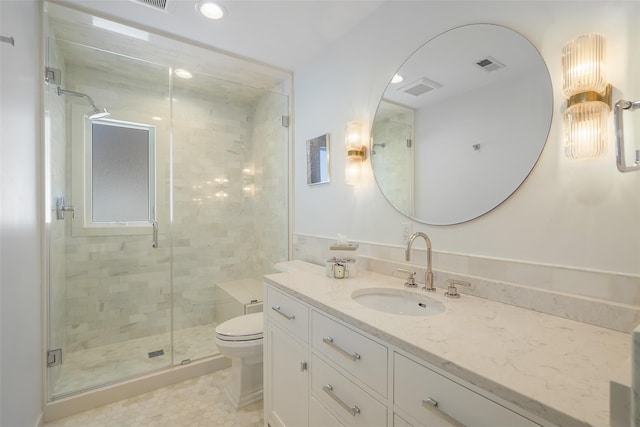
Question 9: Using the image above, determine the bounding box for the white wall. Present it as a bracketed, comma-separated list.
[0, 1, 43, 426]
[294, 1, 640, 276]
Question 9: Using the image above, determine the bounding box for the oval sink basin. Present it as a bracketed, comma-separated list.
[351, 288, 445, 316]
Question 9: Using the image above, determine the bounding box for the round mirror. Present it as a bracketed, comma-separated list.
[371, 24, 552, 225]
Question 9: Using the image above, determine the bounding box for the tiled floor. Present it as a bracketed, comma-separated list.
[53, 324, 220, 397]
[44, 368, 263, 427]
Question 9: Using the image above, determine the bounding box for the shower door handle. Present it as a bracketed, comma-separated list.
[152, 221, 158, 248]
[56, 197, 75, 220]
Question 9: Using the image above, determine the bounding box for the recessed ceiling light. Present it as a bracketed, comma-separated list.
[175, 68, 193, 79]
[391, 74, 404, 84]
[197, 1, 226, 20]
[151, 116, 163, 121]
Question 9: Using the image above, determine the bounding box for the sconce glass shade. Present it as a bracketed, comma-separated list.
[345, 121, 365, 185]
[345, 121, 363, 150]
[345, 154, 363, 185]
[563, 100, 609, 159]
[562, 33, 607, 97]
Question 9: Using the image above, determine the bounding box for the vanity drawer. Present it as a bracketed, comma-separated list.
[393, 413, 413, 427]
[312, 354, 387, 427]
[312, 311, 388, 396]
[310, 395, 345, 427]
[265, 285, 309, 342]
[394, 353, 539, 427]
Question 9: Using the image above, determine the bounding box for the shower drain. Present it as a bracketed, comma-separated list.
[148, 349, 165, 358]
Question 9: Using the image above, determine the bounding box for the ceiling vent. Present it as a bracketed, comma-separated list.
[398, 77, 443, 97]
[132, 0, 168, 11]
[475, 56, 506, 72]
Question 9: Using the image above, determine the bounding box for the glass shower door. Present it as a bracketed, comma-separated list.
[45, 34, 173, 399]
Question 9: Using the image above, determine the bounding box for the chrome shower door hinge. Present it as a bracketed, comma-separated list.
[47, 349, 62, 367]
[45, 67, 61, 85]
[281, 115, 290, 128]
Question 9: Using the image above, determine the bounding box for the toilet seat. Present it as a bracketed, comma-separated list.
[215, 312, 263, 342]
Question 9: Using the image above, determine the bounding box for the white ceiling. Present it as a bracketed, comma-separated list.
[54, 0, 387, 72]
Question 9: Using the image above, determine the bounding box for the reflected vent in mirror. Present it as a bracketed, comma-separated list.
[399, 77, 442, 97]
[132, 0, 168, 11]
[475, 56, 506, 72]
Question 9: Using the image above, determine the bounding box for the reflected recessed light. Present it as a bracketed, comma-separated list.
[391, 74, 404, 84]
[175, 68, 193, 79]
[197, 1, 226, 20]
[151, 116, 162, 121]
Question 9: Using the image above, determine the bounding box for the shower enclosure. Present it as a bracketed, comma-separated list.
[44, 3, 289, 401]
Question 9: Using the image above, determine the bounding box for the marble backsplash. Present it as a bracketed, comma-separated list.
[293, 233, 640, 333]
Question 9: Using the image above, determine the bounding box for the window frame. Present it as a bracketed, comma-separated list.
[71, 105, 157, 237]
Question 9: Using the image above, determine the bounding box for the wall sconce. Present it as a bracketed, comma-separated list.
[562, 33, 611, 160]
[345, 121, 366, 185]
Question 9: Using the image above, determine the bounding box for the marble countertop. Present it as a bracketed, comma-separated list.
[265, 261, 631, 427]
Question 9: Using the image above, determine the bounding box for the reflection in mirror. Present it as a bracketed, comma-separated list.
[307, 133, 330, 185]
[371, 103, 414, 214]
[371, 24, 553, 225]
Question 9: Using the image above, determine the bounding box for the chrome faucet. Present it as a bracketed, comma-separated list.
[405, 232, 435, 292]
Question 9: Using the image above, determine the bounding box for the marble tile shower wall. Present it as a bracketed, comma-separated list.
[172, 84, 288, 330]
[171, 84, 256, 332]
[59, 64, 286, 352]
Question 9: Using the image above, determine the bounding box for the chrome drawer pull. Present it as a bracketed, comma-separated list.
[422, 397, 466, 427]
[271, 305, 295, 320]
[323, 384, 360, 416]
[322, 337, 361, 362]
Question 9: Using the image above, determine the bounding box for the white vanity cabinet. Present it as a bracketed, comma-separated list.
[264, 283, 541, 427]
[264, 286, 310, 427]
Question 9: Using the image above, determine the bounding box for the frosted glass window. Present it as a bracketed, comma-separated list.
[90, 121, 155, 223]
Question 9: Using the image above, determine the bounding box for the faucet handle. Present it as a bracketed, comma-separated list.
[445, 279, 461, 298]
[397, 268, 417, 288]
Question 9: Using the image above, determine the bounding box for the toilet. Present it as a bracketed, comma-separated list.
[215, 311, 264, 408]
